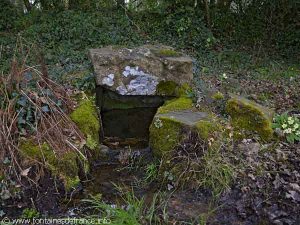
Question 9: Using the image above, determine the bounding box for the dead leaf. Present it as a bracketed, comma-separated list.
[20, 167, 31, 177]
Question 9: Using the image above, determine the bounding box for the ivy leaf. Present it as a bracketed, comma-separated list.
[18, 117, 26, 124]
[17, 97, 27, 107]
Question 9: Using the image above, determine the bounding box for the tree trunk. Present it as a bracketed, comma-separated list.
[23, 0, 32, 12]
[204, 0, 211, 29]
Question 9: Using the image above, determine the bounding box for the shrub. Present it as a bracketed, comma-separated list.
[273, 113, 300, 144]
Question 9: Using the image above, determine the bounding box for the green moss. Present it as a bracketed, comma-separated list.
[49, 151, 79, 177]
[196, 120, 219, 140]
[156, 81, 179, 96]
[226, 95, 273, 140]
[156, 81, 192, 97]
[20, 140, 52, 159]
[177, 83, 193, 97]
[149, 117, 183, 157]
[64, 176, 81, 191]
[157, 49, 180, 57]
[70, 99, 100, 144]
[157, 97, 193, 114]
[212, 91, 224, 100]
[22, 208, 40, 219]
[19, 140, 82, 191]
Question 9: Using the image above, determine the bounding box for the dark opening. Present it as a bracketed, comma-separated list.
[96, 86, 169, 148]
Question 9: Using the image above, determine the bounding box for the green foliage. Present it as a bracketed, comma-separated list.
[83, 188, 144, 225]
[199, 148, 234, 197]
[272, 113, 300, 144]
[22, 208, 40, 219]
[212, 0, 299, 57]
[144, 162, 159, 183]
[0, 0, 20, 31]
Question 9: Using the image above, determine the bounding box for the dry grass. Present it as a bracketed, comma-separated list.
[0, 38, 86, 184]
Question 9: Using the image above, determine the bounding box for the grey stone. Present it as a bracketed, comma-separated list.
[89, 45, 193, 96]
[156, 110, 208, 127]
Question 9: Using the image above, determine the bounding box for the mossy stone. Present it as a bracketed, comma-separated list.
[19, 140, 82, 191]
[156, 81, 179, 96]
[225, 94, 274, 141]
[196, 119, 221, 140]
[150, 102, 217, 158]
[157, 97, 193, 114]
[156, 81, 192, 97]
[149, 116, 183, 157]
[70, 99, 100, 144]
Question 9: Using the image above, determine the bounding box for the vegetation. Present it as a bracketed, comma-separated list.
[70, 98, 100, 145]
[0, 0, 299, 223]
[157, 97, 193, 114]
[273, 113, 300, 143]
[226, 94, 274, 140]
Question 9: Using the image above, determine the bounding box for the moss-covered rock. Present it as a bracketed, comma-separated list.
[156, 81, 179, 96]
[19, 140, 82, 191]
[149, 116, 183, 157]
[150, 102, 222, 157]
[157, 97, 193, 114]
[225, 94, 274, 141]
[150, 99, 227, 191]
[156, 81, 192, 97]
[196, 119, 222, 140]
[70, 99, 100, 145]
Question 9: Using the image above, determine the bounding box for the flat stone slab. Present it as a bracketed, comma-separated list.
[156, 110, 208, 126]
[89, 45, 193, 96]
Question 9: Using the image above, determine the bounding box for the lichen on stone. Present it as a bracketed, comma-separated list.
[157, 97, 193, 114]
[70, 99, 100, 145]
[102, 74, 114, 86]
[225, 95, 273, 140]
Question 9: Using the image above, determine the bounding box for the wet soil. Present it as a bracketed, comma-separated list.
[3, 139, 300, 225]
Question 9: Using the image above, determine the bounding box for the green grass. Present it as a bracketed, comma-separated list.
[199, 148, 234, 197]
[144, 162, 159, 183]
[83, 189, 143, 225]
